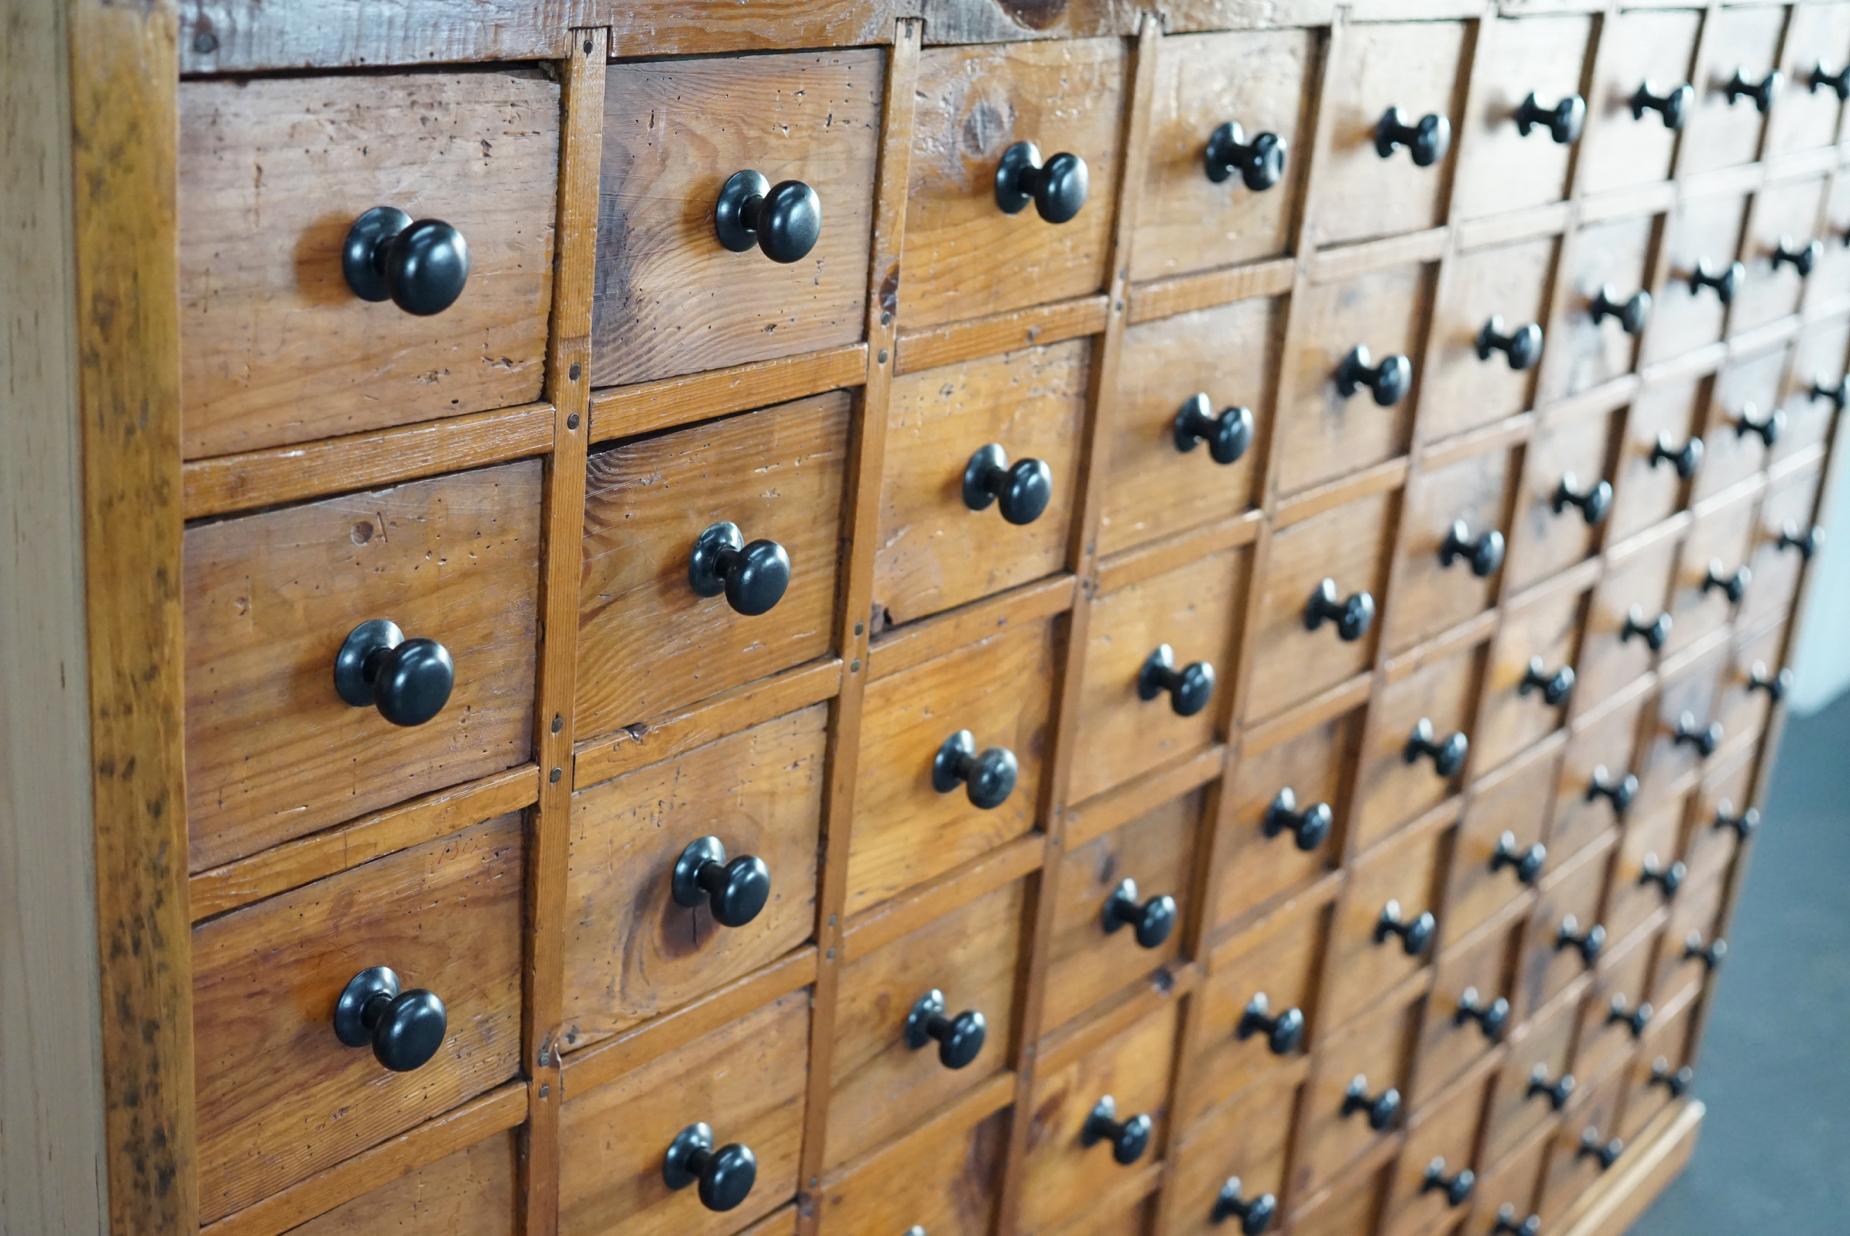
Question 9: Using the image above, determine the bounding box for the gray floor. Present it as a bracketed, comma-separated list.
[1630, 691, 1850, 1235]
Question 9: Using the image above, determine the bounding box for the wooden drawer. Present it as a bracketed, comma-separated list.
[1103, 297, 1281, 556]
[577, 394, 850, 738]
[1422, 236, 1556, 442]
[1473, 581, 1587, 775]
[1576, 535, 1679, 707]
[1541, 214, 1658, 403]
[1738, 178, 1830, 335]
[905, 39, 1126, 329]
[817, 1101, 1007, 1234]
[1712, 620, 1787, 754]
[1276, 263, 1432, 495]
[1309, 21, 1468, 246]
[1653, 868, 1728, 1005]
[1384, 441, 1518, 654]
[288, 1131, 518, 1236]
[1574, 923, 1660, 1094]
[1576, 8, 1702, 197]
[1350, 640, 1481, 851]
[590, 50, 881, 386]
[1169, 1063, 1301, 1236]
[1472, 1123, 1550, 1236]
[850, 623, 1054, 913]
[1415, 916, 1524, 1106]
[1324, 820, 1449, 1029]
[1292, 1166, 1390, 1236]
[1384, 1069, 1491, 1232]
[183, 461, 541, 871]
[1244, 490, 1396, 721]
[1536, 1072, 1627, 1224]
[1519, 838, 1613, 1013]
[1292, 993, 1420, 1197]
[1619, 997, 1698, 1145]
[1768, 2, 1850, 154]
[1019, 1003, 1181, 1231]
[194, 815, 524, 1222]
[1504, 404, 1619, 593]
[1700, 347, 1788, 502]
[1606, 794, 1688, 950]
[1216, 707, 1358, 925]
[828, 879, 1027, 1169]
[1608, 377, 1707, 543]
[1453, 14, 1595, 220]
[177, 72, 559, 458]
[1644, 191, 1748, 367]
[1444, 741, 1560, 945]
[1679, 4, 1786, 177]
[1745, 461, 1826, 627]
[1640, 643, 1726, 795]
[561, 706, 826, 1052]
[1682, 747, 1758, 892]
[1780, 315, 1850, 461]
[878, 341, 1087, 624]
[1134, 29, 1317, 282]
[1485, 990, 1582, 1165]
[560, 989, 809, 1234]
[1550, 693, 1649, 867]
[1665, 494, 1757, 657]
[1069, 548, 1246, 803]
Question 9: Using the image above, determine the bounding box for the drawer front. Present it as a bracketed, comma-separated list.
[1606, 794, 1687, 949]
[1537, 1072, 1627, 1222]
[178, 72, 559, 458]
[289, 1131, 518, 1236]
[1415, 916, 1523, 1105]
[1574, 922, 1660, 1089]
[1520, 839, 1612, 1013]
[1293, 1167, 1390, 1236]
[193, 815, 524, 1221]
[905, 39, 1126, 329]
[1780, 315, 1850, 460]
[1577, 9, 1702, 196]
[1445, 741, 1560, 945]
[183, 461, 541, 871]
[1700, 347, 1788, 502]
[590, 50, 881, 386]
[1472, 1125, 1550, 1236]
[1453, 14, 1595, 220]
[828, 880, 1027, 1168]
[1653, 869, 1728, 1004]
[1422, 235, 1557, 442]
[1474, 583, 1587, 775]
[849, 622, 1055, 914]
[1640, 644, 1726, 795]
[1746, 462, 1826, 627]
[1679, 4, 1787, 177]
[578, 394, 850, 737]
[1541, 215, 1657, 403]
[1485, 991, 1582, 1165]
[561, 706, 826, 1051]
[1684, 748, 1757, 889]
[818, 1103, 1007, 1235]
[1293, 994, 1421, 1196]
[1103, 296, 1281, 556]
[1169, 1064, 1302, 1236]
[1577, 536, 1679, 707]
[1667, 497, 1756, 656]
[1713, 621, 1786, 753]
[560, 990, 809, 1234]
[878, 342, 1087, 624]
[1769, 2, 1850, 154]
[1350, 641, 1481, 851]
[1385, 1070, 1491, 1231]
[1550, 693, 1649, 867]
[1608, 377, 1706, 543]
[1619, 996, 1699, 1144]
[1735, 176, 1824, 334]
[1324, 822, 1448, 1028]
[1135, 29, 1317, 281]
[1309, 21, 1468, 246]
[1216, 707, 1358, 925]
[1643, 192, 1749, 366]
[1385, 443, 1519, 654]
[1505, 404, 1619, 593]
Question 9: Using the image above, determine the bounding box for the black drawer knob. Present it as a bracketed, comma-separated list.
[672, 836, 771, 928]
[1374, 898, 1436, 957]
[1422, 1158, 1477, 1207]
[1810, 63, 1850, 100]
[932, 730, 1019, 810]
[663, 1122, 757, 1212]
[1607, 994, 1654, 1038]
[963, 443, 1053, 525]
[1212, 1177, 1278, 1233]
[1722, 67, 1782, 114]
[1262, 787, 1333, 852]
[1404, 717, 1469, 777]
[995, 140, 1089, 223]
[1578, 1129, 1624, 1171]
[1631, 80, 1694, 128]
[1520, 657, 1576, 706]
[1455, 986, 1511, 1042]
[1139, 644, 1216, 718]
[714, 170, 821, 264]
[1556, 915, 1606, 965]
[1552, 472, 1613, 525]
[1515, 91, 1587, 144]
[1374, 106, 1450, 166]
[1205, 121, 1287, 190]
[1341, 1075, 1402, 1130]
[689, 521, 791, 616]
[1651, 1058, 1696, 1098]
[1174, 393, 1255, 465]
[1494, 1204, 1543, 1236]
[1638, 853, 1687, 899]
[905, 988, 987, 1070]
[1491, 832, 1547, 886]
[334, 966, 446, 1072]
[1620, 606, 1673, 652]
[1779, 522, 1825, 560]
[1440, 519, 1506, 577]
[1335, 344, 1413, 407]
[1702, 561, 1752, 604]
[1237, 992, 1306, 1056]
[1304, 578, 1376, 642]
[1586, 765, 1640, 815]
[1674, 712, 1724, 757]
[1589, 284, 1651, 336]
[1081, 1096, 1153, 1165]
[1102, 877, 1179, 950]
[1748, 661, 1793, 702]
[1649, 433, 1705, 480]
[1687, 259, 1743, 305]
[1714, 802, 1762, 838]
[1733, 404, 1785, 447]
[342, 206, 469, 315]
[1685, 931, 1729, 972]
[1527, 1065, 1576, 1111]
[1476, 315, 1544, 371]
[1809, 374, 1850, 410]
[1772, 236, 1822, 278]
[334, 618, 455, 728]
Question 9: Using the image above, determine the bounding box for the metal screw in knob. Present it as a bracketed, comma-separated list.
[1304, 578, 1376, 642]
[1552, 472, 1613, 525]
[1527, 1066, 1576, 1111]
[1811, 63, 1850, 100]
[1455, 986, 1511, 1042]
[994, 140, 1090, 223]
[1205, 122, 1287, 190]
[1685, 931, 1729, 972]
[1748, 661, 1794, 703]
[1262, 787, 1334, 853]
[1139, 644, 1216, 717]
[1649, 432, 1705, 480]
[1081, 1096, 1154, 1165]
[1714, 802, 1761, 838]
[1674, 712, 1724, 757]
[342, 206, 469, 315]
[1476, 315, 1544, 371]
[1579, 1129, 1625, 1171]
[1102, 877, 1179, 950]
[1374, 899, 1437, 957]
[672, 836, 771, 929]
[1422, 1158, 1477, 1208]
[334, 618, 455, 728]
[1733, 404, 1785, 447]
[963, 443, 1053, 525]
[1620, 607, 1672, 652]
[1491, 832, 1547, 886]
[1587, 765, 1640, 815]
[1722, 67, 1783, 113]
[1556, 915, 1606, 965]
[905, 989, 988, 1070]
[1335, 344, 1413, 406]
[1779, 522, 1825, 560]
[662, 1122, 757, 1212]
[689, 521, 792, 616]
[1439, 519, 1506, 578]
[713, 169, 822, 263]
[334, 966, 447, 1072]
[1772, 236, 1822, 277]
[1374, 106, 1451, 166]
[1519, 657, 1576, 706]
[1589, 284, 1651, 335]
[1174, 393, 1255, 465]
[1211, 1177, 1279, 1233]
[1688, 259, 1743, 305]
[1514, 91, 1587, 144]
[1651, 1058, 1697, 1098]
[1237, 992, 1307, 1056]
[1405, 717, 1469, 777]
[1340, 1075, 1402, 1131]
[1494, 1205, 1543, 1236]
[1630, 80, 1695, 128]
[932, 730, 1019, 810]
[1607, 994, 1654, 1038]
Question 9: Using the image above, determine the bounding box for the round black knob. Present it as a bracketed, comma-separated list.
[1674, 712, 1724, 757]
[1303, 578, 1376, 642]
[1578, 1130, 1624, 1171]
[1236, 992, 1306, 1055]
[333, 618, 455, 727]
[1649, 433, 1705, 480]
[1081, 1096, 1153, 1165]
[1702, 561, 1752, 604]
[1638, 854, 1686, 899]
[342, 206, 469, 315]
[1476, 316, 1544, 371]
[1205, 122, 1287, 190]
[1491, 832, 1547, 886]
[1527, 1066, 1576, 1111]
[1687, 259, 1742, 305]
[1494, 1204, 1543, 1236]
[1374, 899, 1436, 957]
[1374, 106, 1450, 166]
[1102, 877, 1178, 950]
[1174, 393, 1255, 465]
[1809, 374, 1850, 410]
[1685, 931, 1729, 972]
[1722, 67, 1782, 114]
[1715, 801, 1761, 838]
[1211, 1177, 1278, 1233]
[1810, 63, 1850, 100]
[1422, 1158, 1477, 1207]
[663, 1122, 757, 1212]
[995, 141, 1089, 223]
[1514, 91, 1587, 144]
[1631, 80, 1694, 128]
[1733, 404, 1785, 447]
[713, 170, 821, 264]
[1607, 994, 1654, 1038]
[1586, 765, 1640, 815]
[1439, 520, 1506, 578]
[963, 443, 1053, 525]
[1552, 472, 1612, 526]
[1262, 787, 1333, 853]
[1651, 1058, 1696, 1098]
[1747, 661, 1793, 702]
[1772, 236, 1822, 278]
[1138, 644, 1216, 717]
[1556, 915, 1606, 965]
[1341, 1075, 1402, 1130]
[333, 966, 447, 1072]
[1520, 657, 1576, 706]
[932, 730, 1019, 810]
[1404, 718, 1468, 777]
[1589, 285, 1651, 336]
[1335, 345, 1413, 407]
[1620, 607, 1672, 652]
[1455, 986, 1511, 1042]
[905, 989, 987, 1070]
[672, 836, 771, 928]
[1779, 522, 1825, 561]
[689, 521, 791, 616]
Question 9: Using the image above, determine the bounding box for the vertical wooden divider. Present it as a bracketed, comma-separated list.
[519, 28, 607, 1236]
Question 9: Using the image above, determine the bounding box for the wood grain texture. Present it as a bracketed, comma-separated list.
[1643, 192, 1748, 367]
[287, 1130, 518, 1235]
[1409, 919, 1520, 1107]
[1539, 214, 1658, 404]
[1421, 235, 1555, 441]
[1215, 708, 1358, 928]
[1504, 402, 1620, 592]
[817, 1095, 1009, 1232]
[1575, 9, 1700, 198]
[588, 343, 867, 444]
[1451, 14, 1593, 221]
[1321, 818, 1448, 1029]
[1384, 442, 1517, 653]
[1168, 1062, 1305, 1236]
[1473, 580, 1587, 773]
[1290, 990, 1420, 1197]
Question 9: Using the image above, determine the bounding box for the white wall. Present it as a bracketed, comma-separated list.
[1787, 453, 1850, 715]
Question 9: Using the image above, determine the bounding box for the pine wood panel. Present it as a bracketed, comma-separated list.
[1322, 817, 1449, 1029]
[1422, 235, 1556, 441]
[815, 1097, 1010, 1232]
[1216, 707, 1359, 925]
[1452, 14, 1594, 222]
[288, 1132, 519, 1235]
[1167, 1062, 1303, 1235]
[1385, 442, 1518, 653]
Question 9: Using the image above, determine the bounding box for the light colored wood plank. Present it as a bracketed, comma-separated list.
[587, 344, 866, 444]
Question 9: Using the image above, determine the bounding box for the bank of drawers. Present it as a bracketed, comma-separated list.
[172, 5, 1846, 1232]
